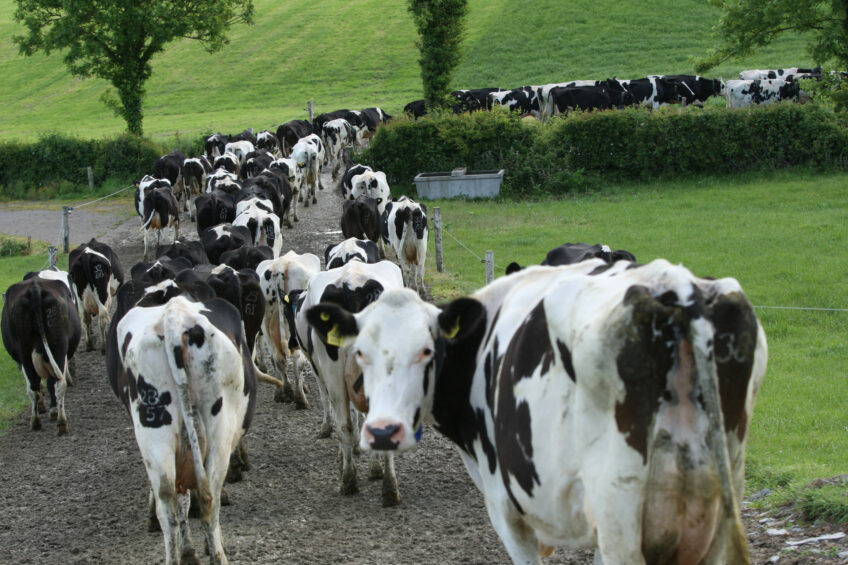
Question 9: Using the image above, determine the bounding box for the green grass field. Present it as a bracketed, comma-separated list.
[0, 0, 811, 142]
[422, 170, 848, 500]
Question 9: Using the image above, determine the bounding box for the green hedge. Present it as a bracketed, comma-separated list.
[0, 133, 168, 199]
[360, 103, 848, 197]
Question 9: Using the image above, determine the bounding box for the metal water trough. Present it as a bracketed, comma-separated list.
[414, 167, 504, 199]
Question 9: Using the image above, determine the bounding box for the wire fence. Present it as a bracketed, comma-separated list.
[435, 213, 846, 314]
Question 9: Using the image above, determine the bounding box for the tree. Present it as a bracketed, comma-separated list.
[695, 0, 848, 73]
[14, 0, 254, 136]
[408, 0, 468, 109]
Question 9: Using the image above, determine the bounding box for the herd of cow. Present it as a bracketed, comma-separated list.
[404, 66, 823, 118]
[3, 99, 770, 563]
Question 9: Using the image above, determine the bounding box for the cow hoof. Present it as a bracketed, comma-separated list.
[368, 467, 384, 481]
[147, 515, 161, 533]
[315, 423, 333, 439]
[226, 466, 243, 484]
[298, 196, 303, 203]
[181, 549, 201, 565]
[30, 417, 42, 431]
[312, 197, 317, 204]
[382, 490, 401, 508]
[294, 216, 299, 222]
[100, 347, 106, 356]
[286, 222, 293, 229]
[274, 385, 294, 403]
[340, 475, 359, 496]
[353, 444, 362, 456]
[295, 396, 310, 410]
[56, 421, 69, 436]
[86, 343, 95, 352]
[189, 492, 200, 518]
[221, 488, 231, 506]
[49, 408, 58, 421]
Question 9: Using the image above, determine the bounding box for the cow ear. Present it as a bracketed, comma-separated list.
[437, 297, 486, 341]
[306, 303, 358, 347]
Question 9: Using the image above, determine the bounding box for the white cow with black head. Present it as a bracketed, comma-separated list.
[308, 259, 767, 564]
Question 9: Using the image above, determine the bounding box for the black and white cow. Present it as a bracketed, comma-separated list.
[220, 244, 273, 271]
[156, 239, 210, 266]
[549, 81, 634, 115]
[294, 260, 404, 505]
[276, 120, 313, 156]
[233, 203, 282, 257]
[309, 258, 768, 564]
[201, 224, 253, 265]
[255, 130, 279, 156]
[268, 157, 303, 226]
[183, 156, 212, 219]
[205, 133, 230, 160]
[256, 251, 322, 406]
[357, 107, 392, 137]
[739, 67, 821, 81]
[403, 99, 427, 119]
[322, 118, 355, 179]
[660, 75, 724, 106]
[324, 238, 380, 270]
[224, 140, 255, 166]
[382, 197, 428, 292]
[536, 80, 600, 118]
[313, 109, 364, 136]
[68, 240, 121, 353]
[195, 192, 236, 237]
[2, 277, 81, 434]
[136, 178, 180, 262]
[205, 168, 242, 196]
[340, 164, 372, 200]
[290, 138, 320, 206]
[619, 76, 687, 109]
[130, 257, 194, 284]
[505, 242, 637, 275]
[341, 197, 382, 246]
[453, 88, 504, 113]
[241, 150, 275, 180]
[154, 150, 187, 206]
[113, 292, 258, 564]
[348, 168, 391, 216]
[726, 79, 801, 108]
[490, 86, 542, 117]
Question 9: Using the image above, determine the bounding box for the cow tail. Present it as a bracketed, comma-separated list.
[32, 279, 66, 381]
[690, 314, 751, 564]
[163, 312, 213, 521]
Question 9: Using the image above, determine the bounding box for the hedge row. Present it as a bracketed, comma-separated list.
[0, 133, 196, 199]
[360, 103, 848, 197]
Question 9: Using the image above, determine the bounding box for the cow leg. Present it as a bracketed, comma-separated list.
[24, 374, 42, 431]
[148, 489, 161, 532]
[174, 220, 180, 242]
[485, 501, 544, 565]
[46, 376, 58, 420]
[368, 451, 384, 480]
[143, 229, 151, 262]
[381, 453, 400, 507]
[314, 368, 333, 438]
[351, 408, 362, 455]
[329, 384, 358, 495]
[151, 473, 181, 565]
[66, 356, 75, 386]
[200, 438, 232, 565]
[271, 354, 294, 404]
[177, 492, 200, 565]
[84, 311, 95, 351]
[99, 307, 111, 355]
[54, 373, 69, 435]
[291, 190, 299, 222]
[291, 351, 309, 409]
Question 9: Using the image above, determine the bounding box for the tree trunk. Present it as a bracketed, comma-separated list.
[116, 80, 145, 137]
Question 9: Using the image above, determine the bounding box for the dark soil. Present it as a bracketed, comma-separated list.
[0, 172, 844, 564]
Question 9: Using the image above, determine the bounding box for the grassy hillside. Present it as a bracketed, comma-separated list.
[0, 0, 810, 142]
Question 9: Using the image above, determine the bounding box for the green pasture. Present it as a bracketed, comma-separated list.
[0, 0, 811, 142]
[422, 169, 848, 502]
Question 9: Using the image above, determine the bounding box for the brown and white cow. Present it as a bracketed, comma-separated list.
[308, 259, 767, 564]
[2, 277, 81, 434]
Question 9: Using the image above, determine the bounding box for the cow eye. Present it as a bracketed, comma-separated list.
[422, 347, 433, 357]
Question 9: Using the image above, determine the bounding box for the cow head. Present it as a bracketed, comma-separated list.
[306, 288, 484, 451]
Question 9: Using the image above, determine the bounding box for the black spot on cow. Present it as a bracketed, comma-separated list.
[136, 375, 173, 428]
[413, 407, 421, 431]
[186, 325, 205, 348]
[556, 339, 576, 382]
[264, 270, 271, 281]
[172, 346, 184, 370]
[121, 332, 133, 358]
[423, 363, 430, 395]
[615, 285, 680, 463]
[589, 262, 615, 276]
[211, 397, 223, 416]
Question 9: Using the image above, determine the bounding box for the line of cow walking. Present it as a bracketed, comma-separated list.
[4, 108, 769, 562]
[404, 66, 823, 119]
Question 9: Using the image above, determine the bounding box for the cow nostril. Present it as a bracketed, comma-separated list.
[367, 424, 401, 450]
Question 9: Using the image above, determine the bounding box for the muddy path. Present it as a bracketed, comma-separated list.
[0, 170, 844, 564]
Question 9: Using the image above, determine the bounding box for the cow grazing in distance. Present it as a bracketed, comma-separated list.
[549, 81, 634, 115]
[311, 258, 768, 564]
[505, 242, 637, 275]
[382, 197, 428, 292]
[195, 192, 236, 237]
[403, 99, 427, 119]
[726, 79, 801, 108]
[256, 251, 322, 406]
[297, 260, 405, 505]
[156, 239, 210, 266]
[490, 86, 542, 118]
[68, 241, 120, 353]
[276, 120, 313, 156]
[324, 238, 380, 270]
[739, 67, 821, 81]
[660, 75, 724, 106]
[201, 224, 253, 265]
[220, 244, 273, 271]
[113, 294, 258, 565]
[618, 76, 686, 109]
[536, 80, 600, 118]
[2, 277, 81, 434]
[452, 87, 504, 113]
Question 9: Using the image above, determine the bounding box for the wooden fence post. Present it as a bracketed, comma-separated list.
[433, 207, 443, 273]
[48, 246, 58, 269]
[485, 250, 494, 284]
[61, 206, 70, 254]
[87, 166, 94, 191]
[308, 100, 314, 128]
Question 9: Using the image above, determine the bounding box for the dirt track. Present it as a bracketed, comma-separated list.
[0, 171, 844, 564]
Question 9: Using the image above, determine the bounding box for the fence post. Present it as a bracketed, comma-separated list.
[308, 100, 314, 128]
[86, 166, 94, 191]
[433, 207, 443, 273]
[61, 206, 70, 253]
[485, 250, 494, 284]
[48, 246, 58, 269]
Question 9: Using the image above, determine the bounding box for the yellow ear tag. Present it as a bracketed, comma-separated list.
[326, 324, 345, 347]
[283, 294, 290, 303]
[445, 316, 461, 339]
[320, 312, 330, 322]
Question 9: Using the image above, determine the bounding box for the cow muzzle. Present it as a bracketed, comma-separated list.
[363, 420, 405, 451]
